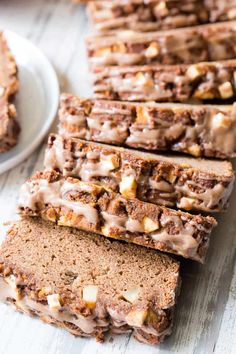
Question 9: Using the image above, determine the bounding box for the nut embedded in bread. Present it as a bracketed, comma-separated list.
[0, 218, 180, 345]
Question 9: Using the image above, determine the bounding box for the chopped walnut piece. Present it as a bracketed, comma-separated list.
[113, 42, 126, 53]
[126, 309, 147, 327]
[166, 172, 177, 184]
[83, 285, 98, 309]
[187, 144, 201, 157]
[218, 82, 234, 99]
[101, 225, 110, 237]
[119, 176, 137, 198]
[5, 275, 21, 300]
[96, 47, 111, 56]
[154, 1, 169, 17]
[212, 113, 232, 130]
[122, 287, 140, 303]
[38, 287, 52, 299]
[178, 197, 196, 210]
[0, 85, 5, 97]
[136, 106, 151, 125]
[43, 208, 57, 222]
[136, 72, 153, 87]
[145, 42, 160, 59]
[47, 294, 61, 310]
[101, 154, 119, 170]
[142, 217, 159, 233]
[186, 65, 204, 80]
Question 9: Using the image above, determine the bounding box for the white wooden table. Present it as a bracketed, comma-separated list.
[0, 1, 235, 353]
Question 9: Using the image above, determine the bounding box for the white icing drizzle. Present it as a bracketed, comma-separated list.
[152, 215, 199, 259]
[18, 179, 98, 225]
[87, 118, 128, 143]
[101, 211, 207, 260]
[149, 179, 174, 193]
[0, 277, 172, 341]
[0, 278, 105, 334]
[62, 112, 86, 125]
[126, 128, 161, 145]
[86, 151, 100, 160]
[101, 211, 144, 233]
[78, 153, 117, 181]
[92, 104, 131, 116]
[125, 218, 144, 233]
[101, 211, 126, 230]
[44, 137, 74, 173]
[108, 75, 173, 101]
[176, 180, 225, 210]
[59, 125, 87, 139]
[90, 52, 145, 66]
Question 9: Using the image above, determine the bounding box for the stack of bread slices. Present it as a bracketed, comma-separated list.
[1, 0, 236, 346]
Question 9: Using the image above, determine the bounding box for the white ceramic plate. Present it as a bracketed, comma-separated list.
[0, 30, 59, 174]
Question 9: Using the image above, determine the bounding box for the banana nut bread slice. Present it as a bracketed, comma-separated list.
[0, 32, 19, 152]
[93, 59, 236, 102]
[0, 217, 180, 345]
[87, 0, 207, 33]
[44, 134, 235, 213]
[87, 21, 236, 67]
[18, 170, 217, 262]
[58, 93, 236, 159]
[0, 32, 19, 97]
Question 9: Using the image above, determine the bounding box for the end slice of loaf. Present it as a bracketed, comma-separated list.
[0, 217, 180, 345]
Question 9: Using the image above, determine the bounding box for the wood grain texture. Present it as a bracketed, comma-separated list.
[0, 1, 235, 353]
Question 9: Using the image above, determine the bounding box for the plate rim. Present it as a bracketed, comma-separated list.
[0, 29, 60, 175]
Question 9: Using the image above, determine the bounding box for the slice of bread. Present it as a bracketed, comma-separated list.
[93, 59, 236, 102]
[87, 0, 206, 33]
[18, 170, 217, 262]
[0, 217, 180, 345]
[44, 134, 235, 213]
[58, 93, 236, 158]
[87, 21, 236, 66]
